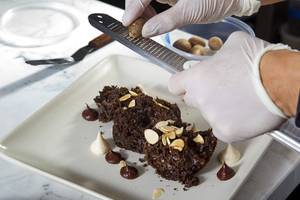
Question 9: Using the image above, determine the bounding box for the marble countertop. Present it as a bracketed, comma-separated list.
[0, 0, 299, 199]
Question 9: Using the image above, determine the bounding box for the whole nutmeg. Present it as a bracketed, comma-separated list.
[189, 36, 206, 47]
[128, 18, 146, 39]
[208, 36, 223, 51]
[173, 39, 192, 53]
[190, 45, 206, 56]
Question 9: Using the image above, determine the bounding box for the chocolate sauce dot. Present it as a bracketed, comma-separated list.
[217, 162, 235, 181]
[105, 150, 123, 164]
[82, 104, 98, 121]
[120, 165, 138, 179]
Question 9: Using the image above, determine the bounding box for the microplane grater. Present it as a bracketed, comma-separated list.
[88, 13, 300, 153]
[88, 13, 188, 73]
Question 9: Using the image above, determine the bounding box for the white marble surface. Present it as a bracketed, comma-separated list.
[0, 0, 299, 200]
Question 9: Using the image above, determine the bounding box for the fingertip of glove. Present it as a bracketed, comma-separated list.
[168, 73, 186, 95]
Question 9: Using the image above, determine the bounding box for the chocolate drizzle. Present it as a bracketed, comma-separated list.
[82, 104, 98, 121]
[105, 150, 123, 164]
[217, 162, 235, 181]
[120, 165, 138, 179]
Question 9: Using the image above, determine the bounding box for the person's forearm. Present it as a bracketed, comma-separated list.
[260, 50, 300, 117]
[260, 0, 285, 6]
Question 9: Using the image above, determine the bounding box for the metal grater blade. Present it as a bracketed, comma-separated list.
[88, 13, 188, 73]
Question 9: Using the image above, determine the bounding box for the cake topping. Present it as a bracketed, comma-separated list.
[155, 121, 169, 129]
[82, 104, 98, 121]
[170, 139, 185, 151]
[105, 150, 123, 164]
[119, 160, 127, 168]
[218, 144, 241, 166]
[90, 132, 110, 156]
[119, 94, 131, 101]
[175, 127, 184, 137]
[152, 188, 165, 199]
[193, 134, 205, 144]
[120, 165, 139, 179]
[217, 162, 235, 181]
[153, 100, 170, 110]
[129, 90, 138, 96]
[144, 129, 159, 145]
[128, 100, 136, 108]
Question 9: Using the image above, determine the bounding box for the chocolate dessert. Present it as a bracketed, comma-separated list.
[112, 94, 181, 153]
[144, 122, 217, 187]
[94, 86, 143, 122]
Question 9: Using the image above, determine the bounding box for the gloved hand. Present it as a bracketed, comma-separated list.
[122, 0, 261, 37]
[168, 31, 289, 143]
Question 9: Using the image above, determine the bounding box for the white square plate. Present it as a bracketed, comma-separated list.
[0, 55, 272, 200]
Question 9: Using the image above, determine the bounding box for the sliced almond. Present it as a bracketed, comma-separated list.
[172, 146, 183, 151]
[166, 137, 171, 145]
[128, 99, 136, 108]
[152, 188, 165, 200]
[119, 94, 131, 101]
[154, 100, 169, 110]
[122, 107, 127, 110]
[170, 139, 185, 151]
[144, 129, 159, 145]
[160, 125, 176, 133]
[175, 127, 184, 137]
[193, 134, 204, 144]
[161, 135, 167, 146]
[155, 121, 169, 129]
[119, 160, 127, 168]
[165, 131, 176, 140]
[129, 90, 138, 96]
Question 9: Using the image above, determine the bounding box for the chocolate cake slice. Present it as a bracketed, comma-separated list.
[113, 94, 181, 153]
[144, 122, 217, 187]
[94, 86, 142, 122]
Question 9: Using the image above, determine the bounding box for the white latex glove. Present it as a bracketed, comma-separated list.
[122, 0, 261, 37]
[168, 32, 290, 143]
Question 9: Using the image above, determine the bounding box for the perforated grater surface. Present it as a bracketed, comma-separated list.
[88, 13, 188, 73]
[88, 13, 300, 153]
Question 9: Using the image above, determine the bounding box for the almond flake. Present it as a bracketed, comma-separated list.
[119, 94, 131, 101]
[128, 99, 136, 108]
[166, 137, 171, 145]
[193, 134, 204, 144]
[129, 90, 138, 96]
[119, 160, 127, 168]
[161, 135, 167, 146]
[144, 129, 159, 145]
[155, 121, 169, 129]
[170, 139, 185, 151]
[175, 127, 184, 137]
[152, 188, 165, 200]
[160, 125, 176, 133]
[154, 100, 169, 110]
[165, 131, 176, 140]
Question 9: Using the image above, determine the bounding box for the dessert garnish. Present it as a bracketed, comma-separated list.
[105, 150, 123, 164]
[144, 129, 159, 145]
[217, 162, 235, 181]
[152, 188, 165, 199]
[82, 104, 98, 121]
[218, 144, 241, 166]
[90, 131, 110, 156]
[120, 161, 139, 179]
